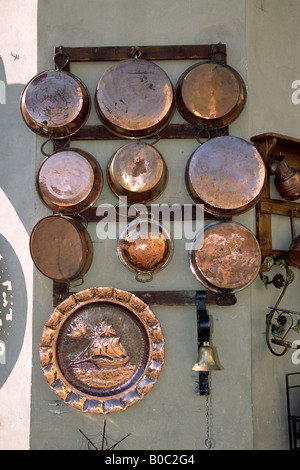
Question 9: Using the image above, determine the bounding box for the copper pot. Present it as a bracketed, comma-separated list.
[117, 217, 173, 282]
[176, 61, 246, 130]
[95, 58, 175, 139]
[185, 136, 266, 217]
[20, 52, 90, 139]
[189, 221, 261, 293]
[107, 141, 168, 204]
[36, 148, 103, 214]
[267, 156, 300, 201]
[30, 215, 93, 283]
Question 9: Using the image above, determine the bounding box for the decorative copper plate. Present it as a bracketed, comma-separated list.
[40, 287, 165, 414]
[176, 61, 246, 129]
[185, 136, 266, 216]
[20, 70, 90, 138]
[107, 141, 168, 204]
[30, 215, 93, 282]
[37, 148, 103, 214]
[95, 59, 175, 138]
[189, 221, 261, 292]
[117, 218, 174, 282]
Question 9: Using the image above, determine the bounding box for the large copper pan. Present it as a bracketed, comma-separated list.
[20, 52, 90, 139]
[30, 215, 93, 283]
[107, 141, 168, 204]
[176, 61, 246, 130]
[189, 221, 261, 293]
[36, 148, 103, 214]
[95, 58, 175, 138]
[185, 136, 266, 217]
[117, 217, 173, 282]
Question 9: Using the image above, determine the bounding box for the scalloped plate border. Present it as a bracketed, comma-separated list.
[39, 287, 165, 414]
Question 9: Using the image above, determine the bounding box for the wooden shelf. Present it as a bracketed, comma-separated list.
[251, 133, 300, 263]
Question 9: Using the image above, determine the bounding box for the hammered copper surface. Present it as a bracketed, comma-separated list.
[95, 59, 175, 138]
[117, 219, 173, 279]
[267, 156, 300, 201]
[30, 215, 93, 281]
[186, 136, 266, 216]
[107, 141, 168, 203]
[37, 148, 103, 213]
[39, 287, 165, 414]
[20, 70, 90, 138]
[176, 62, 246, 129]
[189, 221, 261, 292]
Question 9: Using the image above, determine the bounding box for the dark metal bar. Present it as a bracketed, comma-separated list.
[55, 44, 226, 63]
[71, 123, 228, 141]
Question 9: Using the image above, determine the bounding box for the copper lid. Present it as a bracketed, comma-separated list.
[185, 136, 266, 216]
[117, 219, 173, 281]
[37, 148, 103, 213]
[95, 59, 175, 138]
[189, 221, 261, 292]
[40, 287, 164, 414]
[107, 142, 168, 203]
[30, 216, 93, 281]
[176, 62, 246, 129]
[20, 70, 90, 138]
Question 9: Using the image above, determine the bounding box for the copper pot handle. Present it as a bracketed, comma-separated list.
[135, 271, 153, 283]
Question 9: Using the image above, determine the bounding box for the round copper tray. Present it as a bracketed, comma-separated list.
[189, 221, 261, 293]
[185, 136, 266, 217]
[30, 215, 93, 282]
[107, 141, 168, 204]
[40, 287, 165, 414]
[37, 148, 103, 214]
[95, 58, 175, 138]
[117, 218, 174, 282]
[20, 70, 90, 139]
[176, 61, 246, 129]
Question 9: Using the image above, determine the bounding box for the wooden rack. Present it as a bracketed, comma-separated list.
[52, 44, 234, 307]
[252, 132, 300, 264]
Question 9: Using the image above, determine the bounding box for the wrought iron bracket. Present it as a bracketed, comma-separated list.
[196, 291, 210, 396]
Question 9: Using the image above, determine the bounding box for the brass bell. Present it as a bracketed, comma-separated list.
[192, 341, 222, 372]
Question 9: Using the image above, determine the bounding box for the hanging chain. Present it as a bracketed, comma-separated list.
[204, 374, 213, 449]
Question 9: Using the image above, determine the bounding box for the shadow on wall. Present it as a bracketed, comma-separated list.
[0, 55, 35, 233]
[0, 57, 29, 388]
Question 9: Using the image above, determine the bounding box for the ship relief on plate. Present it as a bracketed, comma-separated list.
[40, 287, 164, 414]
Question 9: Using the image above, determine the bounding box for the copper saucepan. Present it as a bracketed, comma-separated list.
[185, 136, 266, 217]
[117, 217, 173, 282]
[95, 58, 175, 139]
[36, 148, 103, 214]
[30, 215, 93, 283]
[189, 221, 261, 293]
[20, 51, 90, 139]
[107, 141, 168, 204]
[176, 61, 246, 130]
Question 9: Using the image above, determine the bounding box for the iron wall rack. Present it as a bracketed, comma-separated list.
[286, 372, 300, 450]
[52, 43, 232, 306]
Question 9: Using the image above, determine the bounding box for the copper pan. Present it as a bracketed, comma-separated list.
[30, 215, 93, 283]
[185, 136, 266, 217]
[117, 217, 173, 282]
[36, 148, 103, 214]
[95, 58, 175, 139]
[189, 221, 261, 293]
[20, 51, 90, 139]
[176, 61, 246, 130]
[107, 141, 168, 204]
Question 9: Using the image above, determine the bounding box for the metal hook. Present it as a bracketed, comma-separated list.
[53, 47, 70, 71]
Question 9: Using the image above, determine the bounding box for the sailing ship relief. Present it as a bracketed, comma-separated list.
[68, 320, 135, 389]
